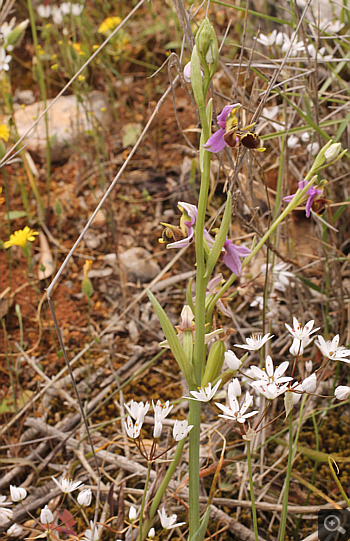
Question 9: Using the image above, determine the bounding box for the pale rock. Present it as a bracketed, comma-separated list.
[13, 91, 112, 162]
[119, 247, 160, 283]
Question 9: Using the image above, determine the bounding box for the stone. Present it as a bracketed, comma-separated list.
[119, 247, 161, 283]
[13, 91, 112, 162]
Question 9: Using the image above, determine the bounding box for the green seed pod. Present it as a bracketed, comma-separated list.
[82, 277, 93, 299]
[202, 339, 225, 387]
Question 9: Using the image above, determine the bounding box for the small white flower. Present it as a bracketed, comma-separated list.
[7, 523, 23, 536]
[301, 132, 310, 142]
[261, 262, 294, 292]
[125, 400, 150, 422]
[148, 527, 156, 538]
[125, 415, 143, 439]
[305, 360, 313, 373]
[82, 520, 99, 541]
[52, 5, 63, 25]
[173, 419, 193, 441]
[234, 333, 273, 351]
[250, 355, 292, 391]
[250, 296, 264, 310]
[0, 47, 12, 71]
[281, 33, 305, 56]
[318, 19, 344, 33]
[153, 400, 173, 423]
[129, 505, 137, 521]
[256, 29, 278, 46]
[216, 390, 259, 423]
[255, 381, 290, 400]
[60, 2, 72, 15]
[286, 318, 319, 356]
[287, 135, 300, 148]
[0, 495, 12, 525]
[315, 335, 350, 362]
[225, 350, 242, 371]
[40, 505, 54, 525]
[157, 507, 186, 529]
[10, 485, 27, 502]
[37, 5, 52, 17]
[185, 379, 222, 402]
[302, 373, 317, 393]
[306, 142, 320, 155]
[71, 3, 84, 16]
[52, 476, 84, 493]
[307, 43, 333, 61]
[77, 488, 92, 506]
[335, 386, 350, 400]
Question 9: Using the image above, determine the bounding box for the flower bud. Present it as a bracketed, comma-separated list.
[302, 373, 317, 393]
[10, 485, 27, 502]
[201, 340, 226, 387]
[148, 527, 156, 538]
[77, 488, 92, 506]
[224, 350, 241, 371]
[196, 18, 212, 55]
[324, 142, 341, 161]
[129, 505, 137, 521]
[305, 360, 313, 373]
[335, 385, 350, 400]
[40, 505, 54, 525]
[173, 419, 193, 441]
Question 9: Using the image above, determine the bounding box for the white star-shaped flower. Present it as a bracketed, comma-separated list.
[216, 388, 259, 424]
[0, 496, 13, 526]
[52, 477, 84, 493]
[157, 508, 186, 529]
[124, 400, 150, 422]
[234, 333, 273, 351]
[184, 380, 222, 402]
[315, 335, 350, 362]
[124, 416, 143, 439]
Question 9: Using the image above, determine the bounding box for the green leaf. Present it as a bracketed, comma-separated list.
[296, 275, 322, 293]
[190, 506, 211, 541]
[147, 290, 195, 386]
[5, 210, 27, 220]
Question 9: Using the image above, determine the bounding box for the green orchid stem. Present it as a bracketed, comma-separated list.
[189, 96, 211, 538]
[207, 177, 317, 320]
[247, 440, 259, 541]
[279, 411, 293, 541]
[141, 439, 186, 539]
[139, 462, 152, 541]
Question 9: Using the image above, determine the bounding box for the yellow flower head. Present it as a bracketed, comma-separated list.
[98, 16, 122, 35]
[4, 226, 39, 249]
[0, 187, 4, 206]
[0, 124, 10, 142]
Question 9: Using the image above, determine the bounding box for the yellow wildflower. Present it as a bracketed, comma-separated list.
[98, 16, 122, 35]
[0, 124, 10, 142]
[4, 227, 39, 249]
[72, 43, 85, 56]
[0, 187, 4, 206]
[78, 74, 85, 82]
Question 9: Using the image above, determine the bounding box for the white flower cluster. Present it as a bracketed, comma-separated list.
[37, 2, 84, 24]
[124, 399, 193, 442]
[256, 29, 333, 60]
[183, 319, 350, 420]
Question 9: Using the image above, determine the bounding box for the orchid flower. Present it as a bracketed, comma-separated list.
[161, 202, 197, 249]
[203, 104, 240, 153]
[283, 179, 323, 218]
